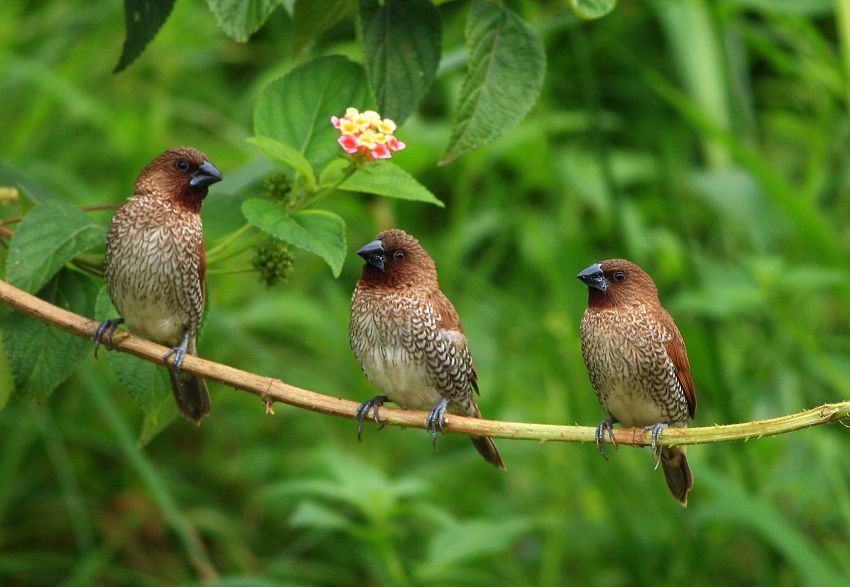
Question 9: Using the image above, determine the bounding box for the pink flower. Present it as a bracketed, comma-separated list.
[331, 107, 405, 161]
[338, 134, 359, 154]
[370, 143, 391, 160]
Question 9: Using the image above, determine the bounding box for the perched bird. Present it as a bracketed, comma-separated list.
[577, 259, 696, 506]
[95, 147, 222, 423]
[349, 229, 506, 469]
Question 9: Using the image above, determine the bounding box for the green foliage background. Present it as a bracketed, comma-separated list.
[2, 0, 850, 585]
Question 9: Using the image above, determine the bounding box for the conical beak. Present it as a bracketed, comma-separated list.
[577, 263, 607, 292]
[357, 239, 385, 272]
[189, 160, 223, 188]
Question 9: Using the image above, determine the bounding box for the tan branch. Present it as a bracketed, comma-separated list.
[1, 278, 848, 447]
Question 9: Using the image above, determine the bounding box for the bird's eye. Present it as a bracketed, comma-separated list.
[393, 250, 406, 262]
[176, 159, 190, 172]
[612, 271, 626, 282]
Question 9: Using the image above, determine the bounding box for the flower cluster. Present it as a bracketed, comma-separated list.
[331, 108, 406, 160]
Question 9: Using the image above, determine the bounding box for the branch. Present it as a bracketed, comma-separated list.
[1, 278, 848, 448]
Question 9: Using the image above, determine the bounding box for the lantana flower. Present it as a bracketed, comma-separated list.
[331, 107, 406, 160]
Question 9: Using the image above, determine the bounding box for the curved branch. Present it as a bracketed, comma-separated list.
[1, 278, 848, 447]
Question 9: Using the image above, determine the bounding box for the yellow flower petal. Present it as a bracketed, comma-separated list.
[377, 119, 397, 134]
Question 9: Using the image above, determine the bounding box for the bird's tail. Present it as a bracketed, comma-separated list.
[470, 436, 507, 470]
[169, 370, 211, 424]
[661, 446, 693, 506]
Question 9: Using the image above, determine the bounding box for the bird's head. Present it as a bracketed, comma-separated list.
[135, 147, 222, 212]
[356, 229, 437, 289]
[577, 258, 659, 309]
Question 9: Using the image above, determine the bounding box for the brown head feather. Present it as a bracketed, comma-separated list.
[357, 229, 439, 290]
[135, 147, 218, 213]
[586, 259, 659, 309]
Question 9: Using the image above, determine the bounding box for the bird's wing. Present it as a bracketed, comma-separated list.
[430, 290, 479, 396]
[198, 239, 206, 305]
[659, 309, 697, 418]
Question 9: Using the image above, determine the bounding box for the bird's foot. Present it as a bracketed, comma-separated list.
[426, 397, 450, 450]
[163, 330, 190, 376]
[355, 395, 389, 442]
[94, 318, 125, 358]
[642, 422, 669, 461]
[595, 417, 617, 460]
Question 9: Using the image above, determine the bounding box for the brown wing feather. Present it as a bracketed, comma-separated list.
[430, 289, 479, 394]
[659, 309, 697, 418]
[198, 241, 207, 305]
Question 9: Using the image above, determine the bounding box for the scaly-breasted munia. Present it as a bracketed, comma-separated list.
[349, 229, 506, 469]
[95, 147, 222, 423]
[578, 259, 696, 505]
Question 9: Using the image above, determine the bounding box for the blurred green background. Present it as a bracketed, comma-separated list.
[2, 0, 850, 585]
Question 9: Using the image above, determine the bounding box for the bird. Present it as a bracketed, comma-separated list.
[577, 259, 696, 506]
[94, 147, 222, 423]
[349, 229, 506, 469]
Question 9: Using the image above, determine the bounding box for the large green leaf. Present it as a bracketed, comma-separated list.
[569, 0, 618, 19]
[254, 56, 372, 174]
[248, 136, 317, 191]
[242, 199, 346, 276]
[440, 0, 546, 164]
[293, 0, 351, 53]
[6, 200, 106, 294]
[114, 0, 176, 73]
[0, 333, 13, 410]
[321, 159, 443, 206]
[204, 0, 281, 42]
[94, 287, 171, 417]
[3, 270, 97, 400]
[358, 0, 441, 124]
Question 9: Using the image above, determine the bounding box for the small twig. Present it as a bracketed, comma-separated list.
[0, 278, 848, 446]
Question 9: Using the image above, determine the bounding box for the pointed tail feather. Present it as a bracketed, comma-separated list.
[471, 436, 506, 470]
[169, 370, 211, 424]
[661, 446, 693, 506]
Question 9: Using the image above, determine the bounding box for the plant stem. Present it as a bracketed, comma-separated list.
[205, 223, 252, 258]
[205, 266, 257, 276]
[297, 163, 358, 211]
[2, 278, 849, 449]
[206, 233, 268, 266]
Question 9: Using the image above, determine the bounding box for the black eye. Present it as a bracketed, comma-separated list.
[612, 271, 626, 282]
[176, 159, 190, 172]
[393, 250, 405, 261]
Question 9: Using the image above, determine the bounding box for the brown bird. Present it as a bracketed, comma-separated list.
[577, 259, 696, 506]
[349, 229, 506, 469]
[94, 147, 222, 423]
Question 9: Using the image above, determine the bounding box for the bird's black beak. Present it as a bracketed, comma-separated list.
[357, 239, 385, 272]
[577, 263, 608, 292]
[189, 160, 223, 188]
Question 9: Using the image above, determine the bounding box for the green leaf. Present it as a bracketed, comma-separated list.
[3, 270, 97, 400]
[95, 288, 171, 416]
[569, 0, 618, 20]
[114, 0, 176, 73]
[0, 333, 13, 410]
[248, 136, 317, 191]
[6, 200, 106, 294]
[293, 0, 351, 53]
[359, 0, 442, 124]
[204, 0, 281, 42]
[440, 0, 546, 165]
[0, 162, 62, 204]
[322, 159, 443, 206]
[242, 199, 346, 276]
[254, 56, 372, 174]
